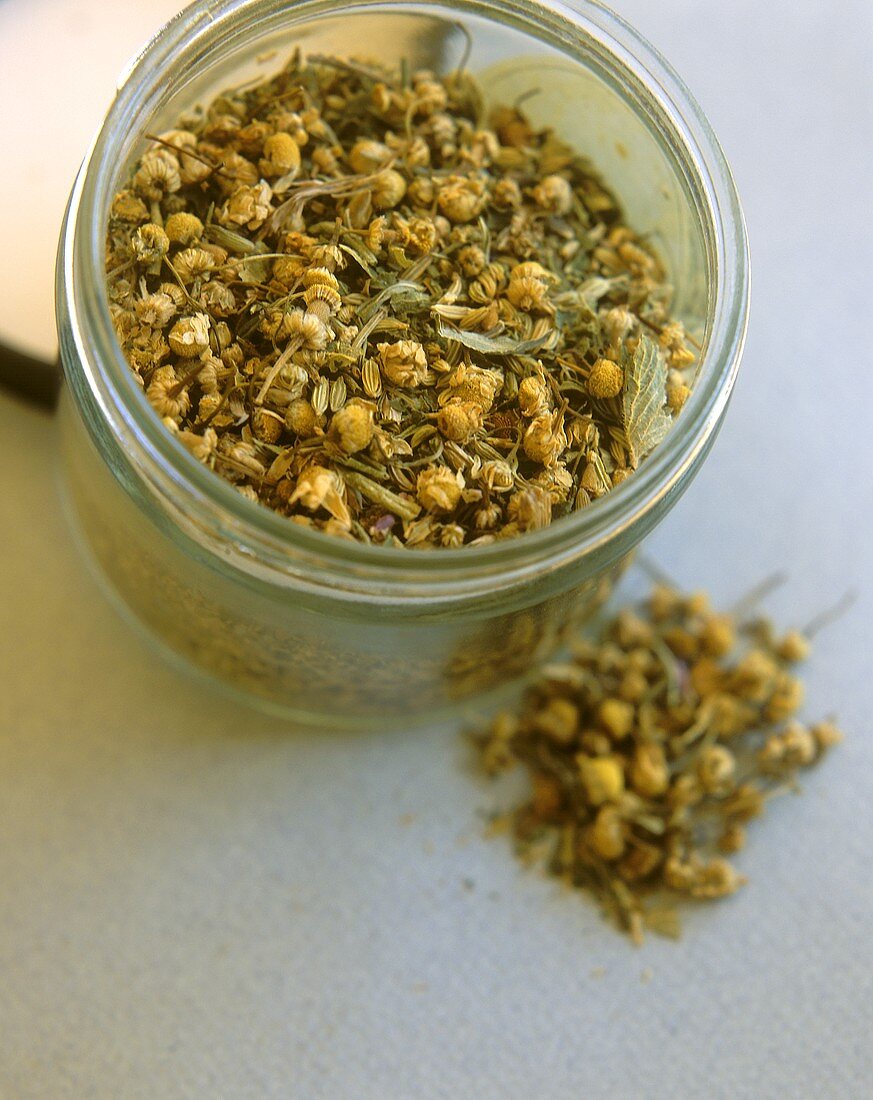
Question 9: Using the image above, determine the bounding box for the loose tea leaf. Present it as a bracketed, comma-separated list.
[106, 52, 698, 548]
[474, 581, 844, 943]
[622, 336, 674, 468]
[434, 316, 550, 356]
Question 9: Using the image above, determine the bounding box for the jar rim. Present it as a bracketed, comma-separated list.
[59, 0, 749, 597]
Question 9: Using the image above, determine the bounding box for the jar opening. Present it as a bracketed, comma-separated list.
[59, 0, 749, 596]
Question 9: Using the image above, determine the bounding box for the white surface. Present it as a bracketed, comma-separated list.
[2, 1, 873, 1097]
[0, 0, 184, 359]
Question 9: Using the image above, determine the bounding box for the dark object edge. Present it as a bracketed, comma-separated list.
[0, 341, 61, 410]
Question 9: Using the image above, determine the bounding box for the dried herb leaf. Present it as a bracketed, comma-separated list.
[342, 470, 421, 521]
[338, 240, 379, 278]
[622, 336, 673, 468]
[555, 275, 628, 319]
[435, 316, 549, 357]
[360, 281, 430, 320]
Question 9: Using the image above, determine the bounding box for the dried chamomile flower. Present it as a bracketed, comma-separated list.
[416, 466, 464, 513]
[506, 267, 551, 312]
[518, 374, 551, 418]
[665, 856, 746, 900]
[146, 365, 190, 420]
[471, 502, 500, 531]
[173, 247, 216, 283]
[697, 745, 736, 793]
[259, 132, 302, 178]
[598, 697, 635, 739]
[178, 426, 218, 462]
[288, 309, 333, 349]
[811, 720, 843, 751]
[304, 285, 343, 324]
[587, 358, 624, 399]
[533, 463, 574, 504]
[111, 190, 149, 223]
[511, 261, 556, 282]
[759, 721, 816, 769]
[630, 742, 670, 797]
[133, 149, 181, 199]
[194, 355, 222, 396]
[285, 398, 321, 438]
[587, 805, 626, 860]
[286, 465, 351, 527]
[397, 215, 440, 254]
[372, 169, 407, 210]
[764, 674, 805, 722]
[602, 306, 635, 350]
[348, 139, 392, 174]
[411, 76, 448, 115]
[479, 457, 514, 492]
[443, 365, 504, 412]
[506, 486, 552, 531]
[219, 439, 266, 479]
[666, 376, 691, 412]
[776, 630, 810, 663]
[534, 697, 579, 743]
[437, 523, 464, 548]
[700, 614, 736, 657]
[378, 340, 428, 388]
[135, 292, 177, 328]
[437, 401, 483, 443]
[437, 175, 487, 223]
[309, 242, 345, 272]
[250, 407, 284, 444]
[199, 280, 237, 316]
[168, 313, 211, 357]
[132, 223, 170, 264]
[158, 129, 212, 186]
[164, 212, 204, 245]
[492, 177, 522, 209]
[578, 755, 625, 805]
[523, 412, 567, 466]
[329, 403, 374, 454]
[531, 174, 574, 215]
[457, 244, 486, 277]
[658, 320, 696, 368]
[218, 182, 273, 230]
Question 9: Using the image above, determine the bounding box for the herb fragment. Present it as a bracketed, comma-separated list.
[474, 581, 844, 942]
[622, 336, 673, 468]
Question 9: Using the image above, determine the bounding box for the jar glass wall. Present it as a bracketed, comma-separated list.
[57, 0, 749, 727]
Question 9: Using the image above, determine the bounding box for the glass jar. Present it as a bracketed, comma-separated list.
[56, 0, 749, 728]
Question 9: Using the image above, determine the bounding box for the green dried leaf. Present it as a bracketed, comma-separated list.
[587, 449, 612, 495]
[360, 281, 430, 320]
[205, 224, 267, 256]
[622, 335, 672, 468]
[264, 447, 296, 485]
[435, 316, 548, 357]
[338, 240, 379, 278]
[342, 470, 421, 521]
[554, 275, 628, 319]
[234, 257, 271, 284]
[205, 226, 272, 282]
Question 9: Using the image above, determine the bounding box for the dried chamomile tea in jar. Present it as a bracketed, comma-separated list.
[106, 50, 698, 548]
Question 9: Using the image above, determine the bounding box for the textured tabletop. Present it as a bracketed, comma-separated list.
[1, 2, 872, 1097]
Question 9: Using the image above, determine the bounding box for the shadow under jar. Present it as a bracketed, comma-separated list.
[56, 0, 749, 728]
